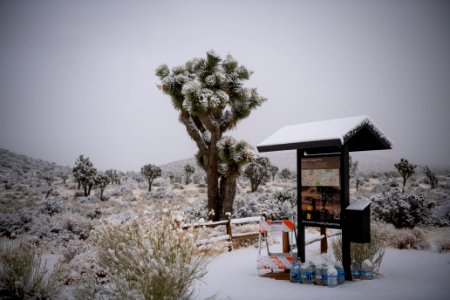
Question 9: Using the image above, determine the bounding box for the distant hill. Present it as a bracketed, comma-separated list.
[261, 151, 397, 173]
[0, 148, 72, 191]
[159, 150, 398, 176]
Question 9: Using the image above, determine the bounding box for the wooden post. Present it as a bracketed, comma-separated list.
[340, 143, 352, 280]
[282, 232, 290, 253]
[297, 149, 305, 263]
[225, 212, 232, 252]
[320, 227, 328, 253]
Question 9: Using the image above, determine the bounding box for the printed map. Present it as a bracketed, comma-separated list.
[301, 169, 339, 187]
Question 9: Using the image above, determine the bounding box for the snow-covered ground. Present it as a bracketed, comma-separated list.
[196, 242, 450, 300]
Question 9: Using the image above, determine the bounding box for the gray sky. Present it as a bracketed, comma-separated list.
[0, 0, 449, 171]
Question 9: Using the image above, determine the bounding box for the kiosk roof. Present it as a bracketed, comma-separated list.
[257, 115, 392, 153]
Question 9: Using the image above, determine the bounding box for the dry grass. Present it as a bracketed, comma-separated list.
[331, 226, 385, 273]
[0, 241, 64, 299]
[80, 215, 212, 299]
[372, 222, 430, 250]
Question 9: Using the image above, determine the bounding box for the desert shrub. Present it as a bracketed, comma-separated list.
[331, 226, 385, 273]
[40, 197, 68, 216]
[436, 240, 450, 253]
[0, 209, 34, 237]
[85, 208, 102, 220]
[29, 212, 94, 242]
[0, 241, 64, 299]
[89, 217, 211, 299]
[370, 188, 433, 228]
[184, 198, 208, 221]
[232, 193, 295, 219]
[150, 187, 176, 200]
[372, 222, 429, 249]
[273, 190, 296, 206]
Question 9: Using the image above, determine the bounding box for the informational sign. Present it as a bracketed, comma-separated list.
[301, 156, 341, 228]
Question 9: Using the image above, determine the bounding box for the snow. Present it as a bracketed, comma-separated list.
[347, 198, 371, 211]
[231, 216, 261, 224]
[195, 240, 450, 300]
[257, 115, 392, 150]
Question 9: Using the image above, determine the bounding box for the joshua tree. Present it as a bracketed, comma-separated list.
[105, 169, 121, 185]
[184, 164, 195, 185]
[156, 50, 266, 220]
[141, 164, 161, 192]
[217, 136, 254, 217]
[279, 168, 292, 181]
[349, 156, 361, 191]
[394, 158, 416, 193]
[73, 155, 97, 196]
[423, 166, 439, 189]
[59, 172, 69, 184]
[96, 174, 111, 201]
[168, 172, 175, 184]
[270, 165, 279, 181]
[42, 173, 54, 187]
[244, 156, 271, 192]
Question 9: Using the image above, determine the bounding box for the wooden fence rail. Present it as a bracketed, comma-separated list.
[181, 214, 338, 252]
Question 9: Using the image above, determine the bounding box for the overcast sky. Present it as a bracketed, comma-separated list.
[0, 0, 449, 171]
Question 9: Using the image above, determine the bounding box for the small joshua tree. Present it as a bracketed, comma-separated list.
[270, 165, 279, 181]
[73, 155, 97, 196]
[141, 164, 162, 192]
[244, 156, 271, 192]
[95, 174, 111, 201]
[394, 158, 416, 193]
[168, 172, 175, 184]
[350, 156, 362, 191]
[279, 168, 292, 181]
[423, 166, 439, 189]
[184, 164, 195, 185]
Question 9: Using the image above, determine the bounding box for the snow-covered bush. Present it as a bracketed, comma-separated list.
[0, 241, 64, 298]
[40, 196, 69, 215]
[90, 217, 210, 299]
[232, 192, 296, 219]
[184, 197, 208, 221]
[370, 188, 433, 228]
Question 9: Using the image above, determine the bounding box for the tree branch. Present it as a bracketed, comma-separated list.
[179, 110, 208, 154]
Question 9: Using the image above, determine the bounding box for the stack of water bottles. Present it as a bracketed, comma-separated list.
[290, 260, 346, 287]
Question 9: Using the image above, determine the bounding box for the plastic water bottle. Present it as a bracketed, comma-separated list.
[301, 262, 312, 284]
[300, 263, 308, 284]
[361, 259, 374, 280]
[310, 262, 316, 282]
[290, 262, 301, 283]
[321, 264, 329, 286]
[351, 260, 361, 280]
[327, 265, 338, 288]
[314, 265, 322, 285]
[335, 263, 345, 285]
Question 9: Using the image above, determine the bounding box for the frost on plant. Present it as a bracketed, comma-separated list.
[0, 241, 64, 299]
[370, 188, 433, 228]
[91, 217, 211, 299]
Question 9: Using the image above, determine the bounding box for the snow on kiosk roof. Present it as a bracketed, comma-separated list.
[257, 115, 392, 153]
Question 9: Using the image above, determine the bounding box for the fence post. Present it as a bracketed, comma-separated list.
[225, 212, 232, 251]
[320, 227, 328, 253]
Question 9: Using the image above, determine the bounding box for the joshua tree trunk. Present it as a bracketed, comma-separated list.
[402, 177, 406, 193]
[220, 175, 238, 220]
[100, 188, 104, 201]
[148, 179, 153, 192]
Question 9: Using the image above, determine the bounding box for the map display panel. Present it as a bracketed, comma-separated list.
[301, 156, 341, 228]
